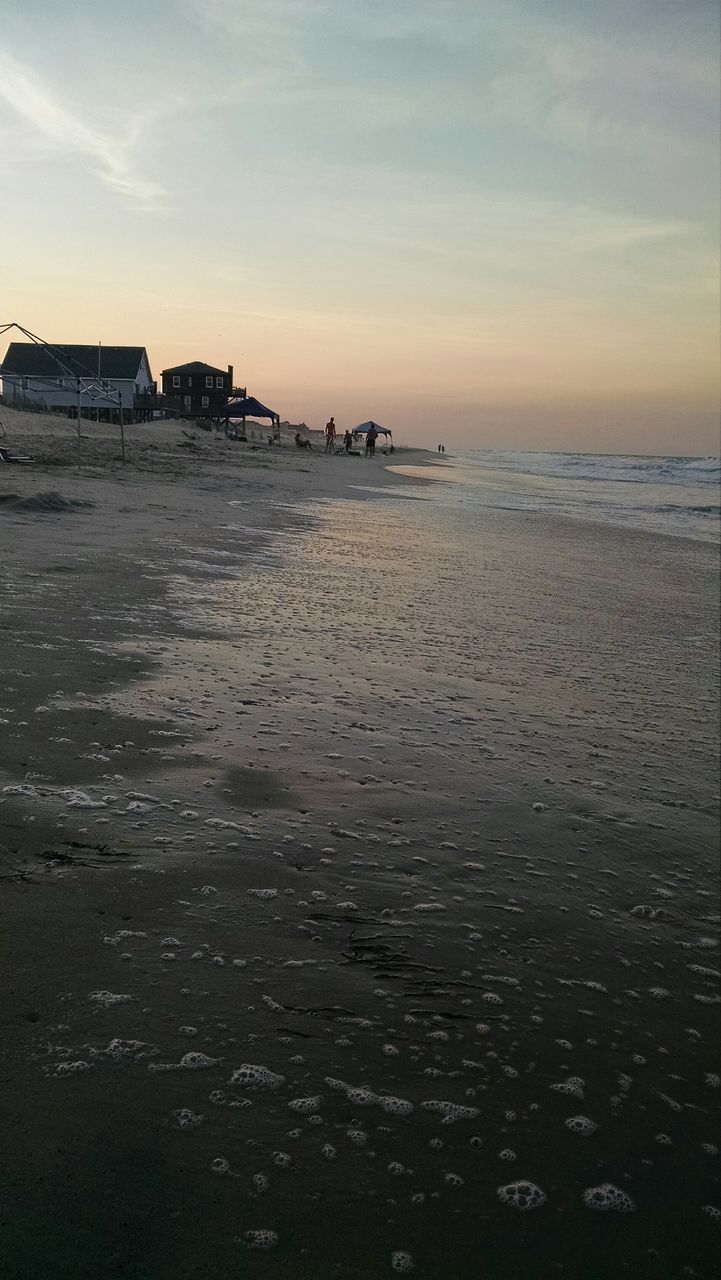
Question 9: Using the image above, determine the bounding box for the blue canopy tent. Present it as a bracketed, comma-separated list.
[224, 395, 280, 441]
[353, 420, 392, 437]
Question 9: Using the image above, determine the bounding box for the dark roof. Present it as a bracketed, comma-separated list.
[353, 420, 392, 435]
[0, 342, 149, 381]
[162, 361, 228, 376]
[225, 396, 278, 421]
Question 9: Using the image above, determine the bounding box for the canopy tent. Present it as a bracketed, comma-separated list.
[224, 395, 279, 424]
[353, 420, 392, 436]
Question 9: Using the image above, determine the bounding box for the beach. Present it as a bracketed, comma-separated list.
[1, 408, 719, 1280]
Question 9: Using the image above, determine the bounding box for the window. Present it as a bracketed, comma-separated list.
[216, 376, 224, 388]
[202, 395, 210, 408]
[184, 395, 191, 407]
[205, 375, 213, 388]
[172, 375, 180, 387]
[187, 375, 193, 386]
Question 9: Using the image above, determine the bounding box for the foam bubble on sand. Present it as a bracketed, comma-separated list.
[656, 1090, 682, 1112]
[244, 1230, 278, 1250]
[173, 1108, 204, 1128]
[702, 1206, 721, 1220]
[90, 1039, 155, 1063]
[209, 1090, 252, 1109]
[421, 1100, 479, 1124]
[413, 903, 445, 912]
[149, 1051, 218, 1073]
[179, 1052, 218, 1070]
[346, 1086, 378, 1106]
[62, 789, 107, 809]
[348, 1129, 367, 1146]
[3, 784, 44, 799]
[391, 1251, 415, 1273]
[248, 888, 278, 900]
[273, 1151, 292, 1168]
[498, 1149, 517, 1162]
[229, 1064, 285, 1089]
[210, 1157, 234, 1176]
[89, 991, 133, 1008]
[321, 1144, 337, 1160]
[47, 1060, 93, 1077]
[288, 1096, 321, 1113]
[583, 1184, 635, 1212]
[565, 1116, 599, 1137]
[252, 1174, 269, 1193]
[551, 1078, 585, 1099]
[498, 1181, 547, 1211]
[379, 1096, 415, 1116]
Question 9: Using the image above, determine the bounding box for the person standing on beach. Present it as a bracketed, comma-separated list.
[325, 417, 336, 453]
[365, 425, 378, 458]
[343, 429, 353, 453]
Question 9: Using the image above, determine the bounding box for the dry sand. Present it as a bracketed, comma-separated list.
[0, 406, 718, 1279]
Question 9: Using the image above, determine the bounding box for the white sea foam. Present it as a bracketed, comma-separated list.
[583, 1183, 635, 1212]
[497, 1181, 547, 1211]
[229, 1064, 284, 1089]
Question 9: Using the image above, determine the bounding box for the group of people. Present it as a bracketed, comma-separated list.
[293, 418, 386, 457]
[324, 418, 380, 457]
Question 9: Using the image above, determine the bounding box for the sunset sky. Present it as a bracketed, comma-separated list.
[1, 0, 718, 452]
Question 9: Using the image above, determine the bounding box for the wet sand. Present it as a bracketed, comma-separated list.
[0, 410, 719, 1279]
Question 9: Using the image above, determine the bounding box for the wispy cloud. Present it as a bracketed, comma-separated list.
[0, 49, 166, 208]
[484, 11, 717, 159]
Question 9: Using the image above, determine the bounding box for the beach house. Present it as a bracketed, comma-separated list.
[161, 361, 234, 417]
[0, 342, 154, 419]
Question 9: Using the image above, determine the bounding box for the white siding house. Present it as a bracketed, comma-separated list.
[0, 343, 154, 414]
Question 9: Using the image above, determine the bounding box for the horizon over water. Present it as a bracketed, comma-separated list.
[393, 450, 720, 543]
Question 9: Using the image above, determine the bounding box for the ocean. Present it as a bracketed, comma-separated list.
[391, 450, 720, 543]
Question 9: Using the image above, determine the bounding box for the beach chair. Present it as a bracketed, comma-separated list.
[0, 445, 34, 465]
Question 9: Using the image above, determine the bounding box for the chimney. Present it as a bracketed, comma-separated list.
[228, 364, 233, 389]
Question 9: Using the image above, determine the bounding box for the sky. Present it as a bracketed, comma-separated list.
[0, 0, 718, 452]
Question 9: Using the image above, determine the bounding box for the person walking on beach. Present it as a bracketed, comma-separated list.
[365, 425, 378, 458]
[325, 417, 336, 453]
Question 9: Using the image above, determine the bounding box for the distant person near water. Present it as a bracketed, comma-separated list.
[343, 429, 353, 453]
[365, 425, 378, 458]
[325, 417, 336, 453]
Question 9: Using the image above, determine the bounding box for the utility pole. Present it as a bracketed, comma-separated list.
[118, 391, 125, 464]
[76, 378, 82, 466]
